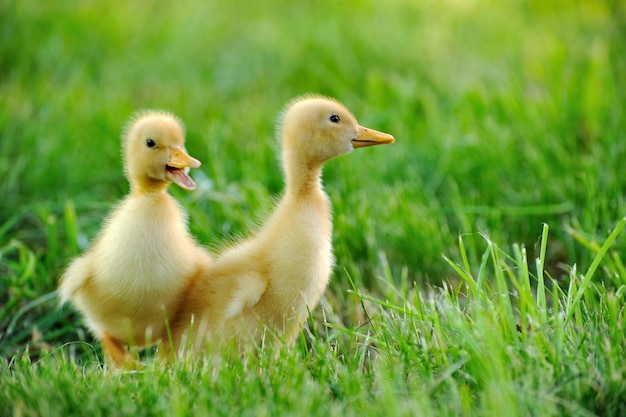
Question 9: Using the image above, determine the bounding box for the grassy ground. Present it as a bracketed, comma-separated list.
[1, 0, 626, 415]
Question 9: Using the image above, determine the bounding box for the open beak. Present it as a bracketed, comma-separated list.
[352, 126, 395, 148]
[166, 148, 201, 190]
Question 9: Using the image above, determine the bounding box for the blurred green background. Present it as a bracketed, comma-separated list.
[1, 0, 625, 355]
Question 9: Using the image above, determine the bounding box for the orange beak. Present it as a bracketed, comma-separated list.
[352, 126, 395, 148]
[166, 148, 201, 190]
[168, 148, 201, 169]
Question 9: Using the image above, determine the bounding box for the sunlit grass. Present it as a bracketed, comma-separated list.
[2, 218, 625, 416]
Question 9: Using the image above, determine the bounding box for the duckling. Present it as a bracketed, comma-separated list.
[168, 95, 394, 354]
[59, 110, 211, 366]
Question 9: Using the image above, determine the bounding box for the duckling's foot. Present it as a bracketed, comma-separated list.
[101, 332, 139, 369]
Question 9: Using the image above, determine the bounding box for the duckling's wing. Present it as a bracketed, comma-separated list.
[58, 255, 93, 305]
[224, 272, 268, 319]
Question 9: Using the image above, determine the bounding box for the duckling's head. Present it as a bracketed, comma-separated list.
[122, 111, 201, 193]
[278, 95, 394, 167]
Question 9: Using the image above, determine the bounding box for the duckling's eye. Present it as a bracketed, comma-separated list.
[329, 114, 341, 123]
[145, 138, 156, 148]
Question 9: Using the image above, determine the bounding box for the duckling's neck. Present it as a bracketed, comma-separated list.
[283, 158, 324, 197]
[129, 177, 170, 195]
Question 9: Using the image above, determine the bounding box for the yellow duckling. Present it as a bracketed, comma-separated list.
[59, 110, 211, 366]
[168, 95, 394, 354]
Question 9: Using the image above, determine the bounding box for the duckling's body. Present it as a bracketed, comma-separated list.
[168, 96, 394, 353]
[59, 111, 210, 366]
[171, 175, 333, 351]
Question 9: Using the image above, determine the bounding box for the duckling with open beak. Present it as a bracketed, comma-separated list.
[59, 110, 212, 367]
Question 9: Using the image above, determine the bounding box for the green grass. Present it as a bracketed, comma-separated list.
[1, 0, 626, 415]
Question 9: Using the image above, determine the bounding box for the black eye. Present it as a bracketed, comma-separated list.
[145, 138, 156, 148]
[329, 114, 341, 123]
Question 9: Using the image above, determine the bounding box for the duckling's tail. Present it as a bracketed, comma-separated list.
[58, 256, 92, 306]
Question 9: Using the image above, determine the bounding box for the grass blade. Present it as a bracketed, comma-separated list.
[564, 216, 626, 324]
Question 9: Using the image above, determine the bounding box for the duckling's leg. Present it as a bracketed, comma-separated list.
[101, 332, 135, 368]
